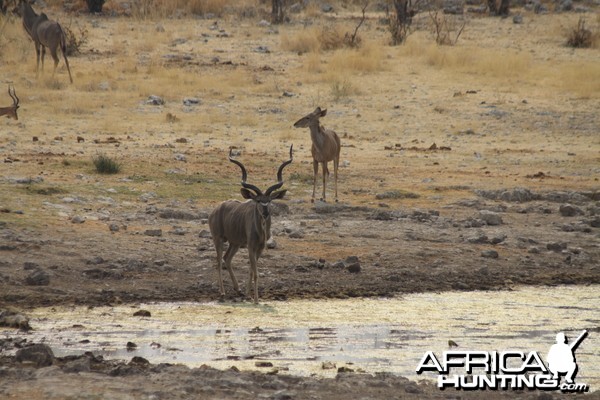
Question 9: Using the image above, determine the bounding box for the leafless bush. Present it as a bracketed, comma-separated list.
[566, 18, 594, 48]
[429, 9, 466, 45]
[388, 0, 418, 45]
[63, 21, 88, 56]
[344, 2, 368, 48]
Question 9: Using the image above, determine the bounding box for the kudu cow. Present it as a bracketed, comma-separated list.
[15, 0, 73, 83]
[209, 146, 293, 303]
[0, 86, 20, 120]
[294, 107, 341, 203]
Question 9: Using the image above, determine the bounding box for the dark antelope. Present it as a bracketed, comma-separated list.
[0, 86, 20, 120]
[208, 146, 293, 303]
[294, 107, 341, 202]
[16, 0, 73, 83]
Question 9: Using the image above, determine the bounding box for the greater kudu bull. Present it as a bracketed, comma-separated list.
[15, 0, 73, 83]
[0, 85, 20, 120]
[208, 146, 293, 303]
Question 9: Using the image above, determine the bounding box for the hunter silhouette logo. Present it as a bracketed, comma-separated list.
[416, 330, 589, 392]
[547, 330, 587, 384]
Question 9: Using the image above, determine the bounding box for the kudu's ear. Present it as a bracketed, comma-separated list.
[269, 190, 286, 200]
[241, 188, 256, 200]
[320, 108, 327, 117]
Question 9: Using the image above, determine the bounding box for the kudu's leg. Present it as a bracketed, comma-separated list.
[321, 162, 327, 202]
[223, 244, 240, 293]
[333, 157, 339, 202]
[214, 239, 225, 297]
[35, 43, 41, 77]
[50, 47, 60, 79]
[60, 31, 73, 83]
[41, 46, 46, 74]
[311, 160, 318, 203]
[247, 252, 259, 303]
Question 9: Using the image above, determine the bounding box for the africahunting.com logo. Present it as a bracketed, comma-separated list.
[416, 330, 589, 393]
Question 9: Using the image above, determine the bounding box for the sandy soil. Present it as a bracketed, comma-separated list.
[0, 1, 599, 398]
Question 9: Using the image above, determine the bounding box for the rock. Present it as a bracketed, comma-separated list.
[559, 204, 583, 217]
[109, 223, 120, 232]
[146, 95, 164, 105]
[513, 14, 523, 23]
[174, 154, 187, 162]
[271, 202, 290, 216]
[133, 310, 151, 317]
[337, 366, 354, 373]
[198, 229, 212, 239]
[63, 356, 91, 373]
[129, 356, 149, 365]
[590, 217, 600, 228]
[266, 238, 277, 249]
[490, 234, 507, 244]
[481, 250, 499, 259]
[345, 255, 360, 264]
[478, 210, 503, 226]
[144, 229, 162, 237]
[183, 97, 200, 106]
[547, 242, 567, 252]
[255, 361, 273, 367]
[288, 229, 305, 239]
[71, 215, 85, 224]
[126, 342, 137, 351]
[347, 263, 361, 273]
[16, 344, 54, 367]
[25, 269, 50, 286]
[332, 261, 346, 268]
[0, 310, 31, 330]
[322, 361, 336, 370]
[467, 234, 489, 244]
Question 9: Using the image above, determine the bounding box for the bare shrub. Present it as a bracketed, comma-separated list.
[429, 10, 466, 46]
[566, 18, 594, 48]
[63, 22, 88, 56]
[388, 0, 418, 45]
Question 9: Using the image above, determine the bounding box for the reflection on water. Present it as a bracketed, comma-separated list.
[2, 285, 598, 390]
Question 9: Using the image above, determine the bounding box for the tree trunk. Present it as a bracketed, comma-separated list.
[271, 0, 284, 24]
[487, 0, 498, 15]
[393, 0, 412, 25]
[498, 0, 510, 16]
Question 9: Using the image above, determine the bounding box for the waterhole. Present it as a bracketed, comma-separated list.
[3, 285, 599, 389]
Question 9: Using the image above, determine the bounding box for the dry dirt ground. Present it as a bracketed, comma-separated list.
[0, 0, 599, 398]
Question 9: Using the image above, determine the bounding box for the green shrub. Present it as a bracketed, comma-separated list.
[93, 154, 121, 174]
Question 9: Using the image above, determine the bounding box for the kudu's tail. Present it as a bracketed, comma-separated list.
[58, 24, 73, 84]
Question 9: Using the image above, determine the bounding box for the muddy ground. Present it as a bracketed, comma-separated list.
[1, 0, 600, 398]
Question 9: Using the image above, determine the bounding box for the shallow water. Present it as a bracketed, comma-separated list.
[3, 285, 599, 390]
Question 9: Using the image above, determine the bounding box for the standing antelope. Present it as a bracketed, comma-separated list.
[15, 0, 73, 83]
[294, 107, 341, 203]
[208, 146, 293, 303]
[0, 86, 20, 120]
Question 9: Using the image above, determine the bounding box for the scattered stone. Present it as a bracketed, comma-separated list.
[513, 14, 523, 23]
[183, 97, 200, 106]
[347, 263, 361, 273]
[481, 250, 499, 259]
[129, 356, 150, 365]
[198, 229, 212, 239]
[16, 344, 54, 367]
[25, 269, 50, 286]
[490, 234, 507, 244]
[332, 261, 346, 269]
[174, 153, 187, 162]
[146, 95, 164, 105]
[288, 229, 305, 239]
[71, 215, 85, 224]
[547, 242, 567, 252]
[144, 229, 163, 237]
[337, 366, 354, 373]
[63, 356, 91, 373]
[478, 210, 503, 226]
[322, 361, 336, 370]
[559, 204, 584, 217]
[109, 223, 120, 232]
[133, 310, 151, 317]
[528, 246, 540, 254]
[590, 217, 600, 228]
[0, 310, 31, 330]
[255, 361, 274, 368]
[126, 342, 138, 351]
[467, 234, 488, 244]
[266, 238, 277, 249]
